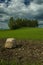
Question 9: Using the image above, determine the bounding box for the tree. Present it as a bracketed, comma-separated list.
[8, 17, 15, 29]
[8, 17, 38, 30]
[32, 20, 38, 27]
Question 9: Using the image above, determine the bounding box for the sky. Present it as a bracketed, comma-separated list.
[0, 0, 43, 28]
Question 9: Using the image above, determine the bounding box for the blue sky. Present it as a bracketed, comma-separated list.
[0, 0, 43, 28]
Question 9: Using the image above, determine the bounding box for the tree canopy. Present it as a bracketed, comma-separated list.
[8, 17, 38, 29]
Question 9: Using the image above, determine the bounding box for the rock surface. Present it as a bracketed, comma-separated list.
[5, 38, 16, 48]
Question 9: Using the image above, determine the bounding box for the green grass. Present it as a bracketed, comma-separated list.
[0, 60, 42, 65]
[0, 27, 43, 40]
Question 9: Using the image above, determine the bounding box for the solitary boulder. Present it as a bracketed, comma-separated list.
[5, 38, 16, 48]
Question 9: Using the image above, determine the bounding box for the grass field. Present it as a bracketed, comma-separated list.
[0, 27, 43, 40]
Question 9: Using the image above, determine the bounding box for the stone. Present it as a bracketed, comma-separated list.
[5, 38, 16, 48]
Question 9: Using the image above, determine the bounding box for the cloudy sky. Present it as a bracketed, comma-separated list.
[0, 0, 43, 28]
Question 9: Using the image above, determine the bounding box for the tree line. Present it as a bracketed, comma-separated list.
[8, 17, 38, 29]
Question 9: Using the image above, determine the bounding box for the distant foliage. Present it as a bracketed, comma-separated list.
[8, 17, 15, 29]
[8, 17, 38, 29]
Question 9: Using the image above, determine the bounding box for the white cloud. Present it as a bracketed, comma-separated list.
[0, 0, 43, 21]
[0, 22, 9, 29]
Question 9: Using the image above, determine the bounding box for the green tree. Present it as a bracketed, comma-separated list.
[8, 17, 15, 29]
[8, 17, 38, 29]
[31, 20, 38, 27]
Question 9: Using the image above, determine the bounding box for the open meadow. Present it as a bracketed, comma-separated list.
[0, 27, 43, 40]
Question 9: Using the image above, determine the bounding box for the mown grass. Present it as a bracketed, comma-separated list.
[0, 27, 43, 40]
